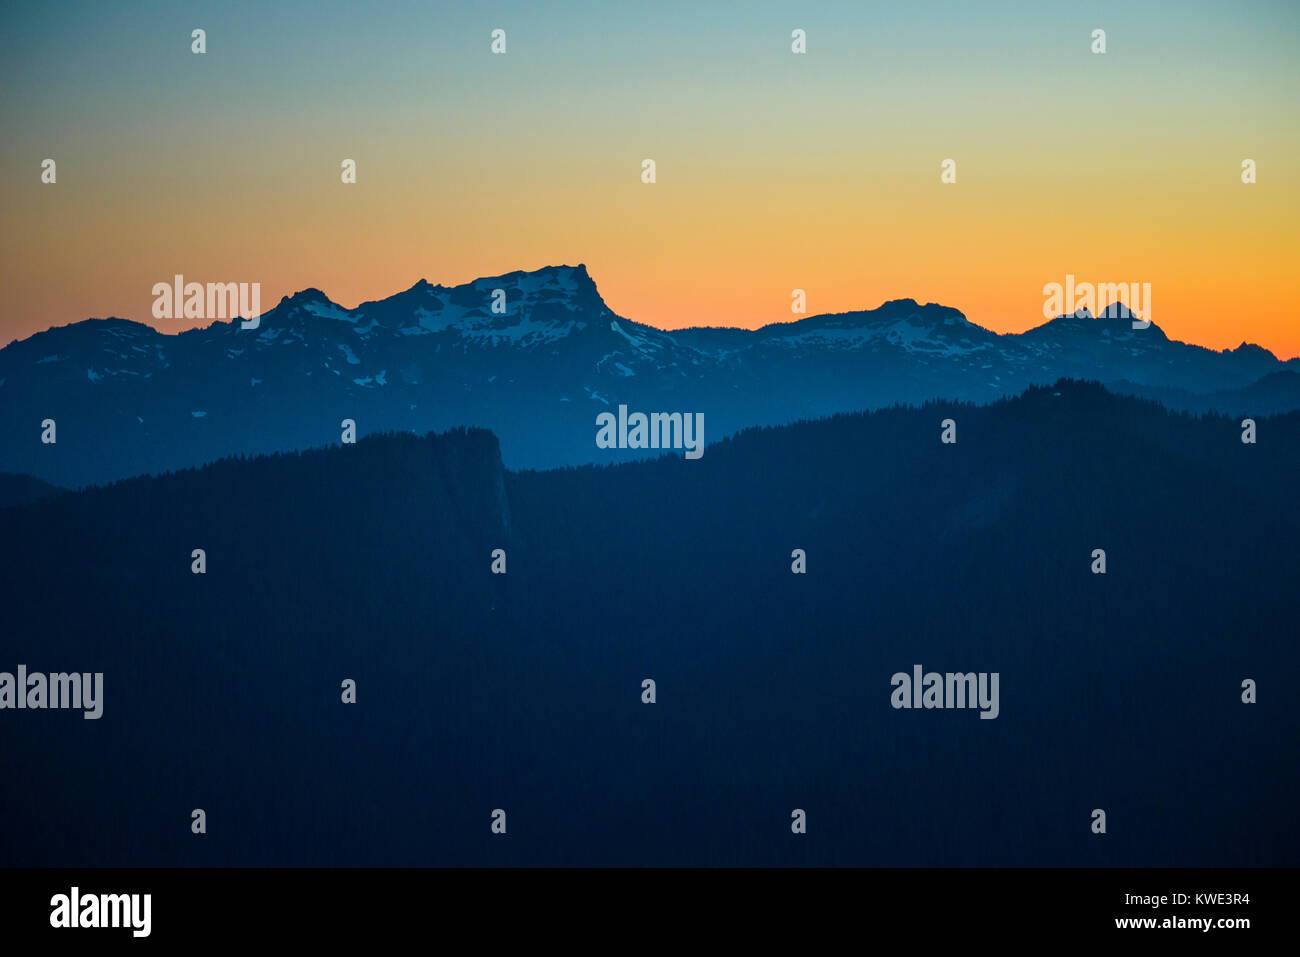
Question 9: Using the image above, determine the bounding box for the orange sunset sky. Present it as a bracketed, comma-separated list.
[3, 0, 1298, 356]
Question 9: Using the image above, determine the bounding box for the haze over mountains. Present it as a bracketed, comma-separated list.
[2, 264, 1296, 487]
[3, 383, 1296, 865]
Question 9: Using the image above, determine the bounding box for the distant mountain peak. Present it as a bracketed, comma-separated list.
[1229, 341, 1275, 360]
[1054, 301, 1149, 323]
[271, 287, 356, 324]
[879, 298, 971, 324]
[279, 287, 333, 306]
[483, 262, 596, 291]
[467, 263, 608, 315]
[1098, 301, 1136, 321]
[1034, 300, 1167, 341]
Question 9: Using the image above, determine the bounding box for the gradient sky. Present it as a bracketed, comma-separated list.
[3, 0, 1297, 356]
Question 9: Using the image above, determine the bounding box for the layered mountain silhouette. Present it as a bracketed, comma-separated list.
[2, 264, 1296, 486]
[2, 381, 1296, 865]
[0, 472, 62, 508]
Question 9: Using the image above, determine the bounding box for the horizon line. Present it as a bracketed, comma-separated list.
[6, 264, 1294, 361]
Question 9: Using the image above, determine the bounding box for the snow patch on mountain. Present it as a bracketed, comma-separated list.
[608, 319, 667, 357]
[303, 300, 357, 322]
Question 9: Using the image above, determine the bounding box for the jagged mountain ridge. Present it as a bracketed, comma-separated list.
[1, 264, 1295, 486]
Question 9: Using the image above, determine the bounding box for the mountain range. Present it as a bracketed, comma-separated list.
[2, 264, 1296, 487]
[3, 382, 1296, 865]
